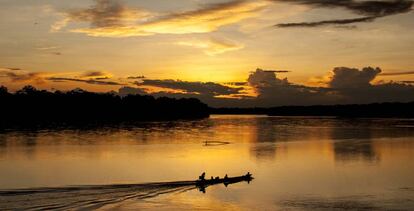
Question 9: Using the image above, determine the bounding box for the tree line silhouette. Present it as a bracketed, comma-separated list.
[0, 85, 209, 127]
[1, 85, 413, 128]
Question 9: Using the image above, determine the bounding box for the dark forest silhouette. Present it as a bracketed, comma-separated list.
[0, 85, 209, 127]
[1, 85, 414, 128]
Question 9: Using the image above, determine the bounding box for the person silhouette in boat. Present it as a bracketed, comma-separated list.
[223, 174, 229, 187]
[245, 172, 253, 183]
[199, 172, 206, 181]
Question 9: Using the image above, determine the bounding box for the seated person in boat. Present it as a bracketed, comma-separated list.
[199, 172, 206, 181]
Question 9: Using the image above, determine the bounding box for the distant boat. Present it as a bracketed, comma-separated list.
[204, 141, 231, 146]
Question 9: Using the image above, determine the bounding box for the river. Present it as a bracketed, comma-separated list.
[1, 115, 414, 210]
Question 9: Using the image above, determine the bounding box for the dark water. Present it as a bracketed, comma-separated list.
[1, 115, 414, 210]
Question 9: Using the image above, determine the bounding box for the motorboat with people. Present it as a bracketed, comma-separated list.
[195, 172, 253, 192]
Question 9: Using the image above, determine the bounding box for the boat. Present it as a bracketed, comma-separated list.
[195, 173, 253, 192]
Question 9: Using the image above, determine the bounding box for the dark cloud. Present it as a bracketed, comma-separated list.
[127, 76, 145, 79]
[329, 67, 381, 88]
[345, 0, 413, 16]
[67, 0, 137, 28]
[380, 71, 414, 76]
[276, 0, 413, 16]
[225, 82, 248, 86]
[246, 67, 414, 106]
[247, 68, 334, 106]
[118, 66, 414, 107]
[263, 70, 291, 73]
[248, 68, 292, 88]
[117, 86, 250, 107]
[80, 71, 112, 79]
[136, 79, 243, 96]
[48, 77, 124, 86]
[274, 0, 413, 27]
[276, 16, 376, 27]
[118, 86, 148, 96]
[334, 81, 414, 104]
[326, 67, 414, 104]
[95, 77, 111, 80]
[3, 67, 413, 107]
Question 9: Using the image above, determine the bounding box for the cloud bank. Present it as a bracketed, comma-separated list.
[2, 66, 414, 107]
[135, 79, 243, 96]
[47, 77, 125, 86]
[119, 67, 414, 107]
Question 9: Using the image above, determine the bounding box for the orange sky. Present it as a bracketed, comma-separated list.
[1, 0, 414, 105]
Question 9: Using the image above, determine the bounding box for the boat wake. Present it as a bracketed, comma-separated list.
[0, 181, 197, 210]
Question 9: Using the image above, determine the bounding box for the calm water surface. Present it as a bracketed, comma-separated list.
[1, 115, 414, 210]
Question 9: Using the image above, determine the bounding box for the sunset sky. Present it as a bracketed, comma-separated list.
[1, 0, 414, 106]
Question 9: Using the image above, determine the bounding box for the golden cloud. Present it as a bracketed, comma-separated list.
[177, 38, 245, 56]
[54, 0, 268, 37]
[0, 69, 120, 87]
[0, 70, 50, 85]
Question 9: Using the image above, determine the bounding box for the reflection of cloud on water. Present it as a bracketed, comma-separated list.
[333, 140, 380, 163]
[328, 119, 380, 163]
[249, 118, 279, 161]
[246, 118, 400, 163]
[250, 143, 277, 160]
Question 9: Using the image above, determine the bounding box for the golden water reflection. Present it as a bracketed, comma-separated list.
[1, 116, 414, 210]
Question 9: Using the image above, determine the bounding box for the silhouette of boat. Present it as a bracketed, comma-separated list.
[204, 141, 231, 146]
[195, 173, 253, 193]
